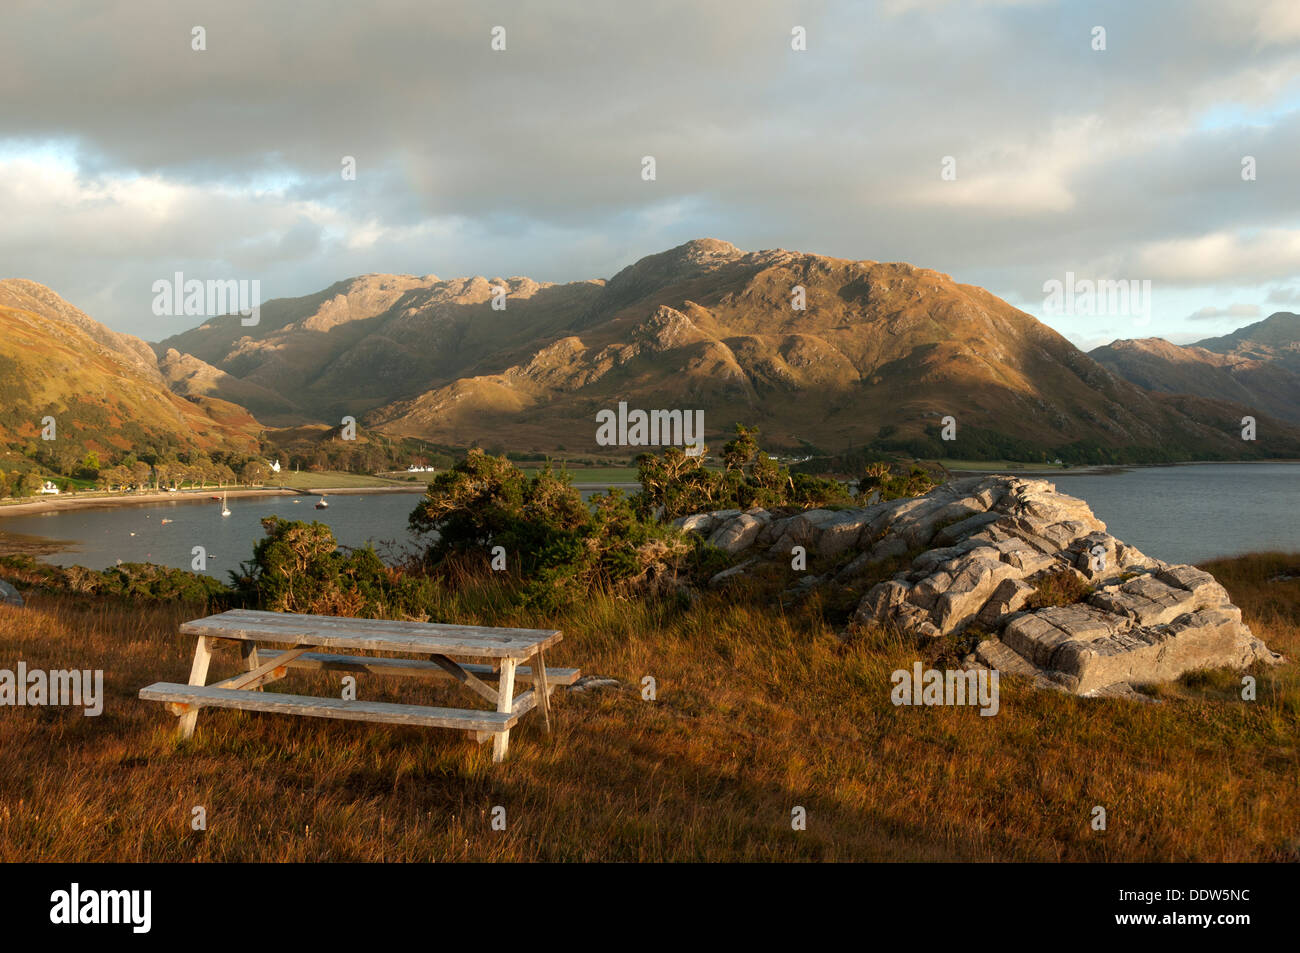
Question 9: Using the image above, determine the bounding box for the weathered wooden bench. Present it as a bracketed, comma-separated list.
[139, 609, 578, 762]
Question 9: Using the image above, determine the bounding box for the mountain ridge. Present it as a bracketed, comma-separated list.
[1091, 311, 1300, 426]
[148, 239, 1300, 462]
[0, 280, 263, 470]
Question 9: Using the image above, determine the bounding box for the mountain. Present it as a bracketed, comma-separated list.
[0, 279, 263, 467]
[1197, 311, 1300, 359]
[156, 347, 301, 422]
[154, 273, 605, 425]
[151, 241, 1300, 462]
[1091, 312, 1300, 425]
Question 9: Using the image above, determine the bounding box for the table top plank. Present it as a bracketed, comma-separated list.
[179, 609, 561, 659]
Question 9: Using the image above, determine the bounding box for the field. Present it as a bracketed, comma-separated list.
[527, 466, 641, 484]
[270, 471, 417, 490]
[0, 553, 1296, 862]
[939, 459, 1073, 472]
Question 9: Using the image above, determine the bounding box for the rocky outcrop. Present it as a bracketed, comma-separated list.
[673, 476, 1282, 697]
[0, 579, 23, 607]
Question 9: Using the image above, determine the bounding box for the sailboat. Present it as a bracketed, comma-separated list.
[315, 494, 329, 510]
[221, 492, 231, 517]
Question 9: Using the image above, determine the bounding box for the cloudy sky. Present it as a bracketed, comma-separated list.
[2, 0, 1298, 349]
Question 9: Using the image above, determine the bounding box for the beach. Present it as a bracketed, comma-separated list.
[0, 484, 424, 519]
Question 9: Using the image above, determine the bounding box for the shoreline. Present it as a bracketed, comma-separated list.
[948, 459, 1300, 478]
[0, 484, 426, 519]
[948, 465, 1129, 477]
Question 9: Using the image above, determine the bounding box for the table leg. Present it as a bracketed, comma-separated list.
[241, 640, 262, 691]
[178, 636, 214, 740]
[493, 658, 517, 763]
[533, 649, 552, 734]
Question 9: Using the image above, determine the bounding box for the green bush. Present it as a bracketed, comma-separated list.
[857, 462, 939, 501]
[233, 516, 440, 617]
[0, 555, 228, 602]
[634, 424, 852, 520]
[408, 450, 691, 610]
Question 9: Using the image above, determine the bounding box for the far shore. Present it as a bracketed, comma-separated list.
[3, 458, 1295, 518]
[946, 459, 1300, 477]
[0, 484, 426, 519]
[947, 465, 1129, 477]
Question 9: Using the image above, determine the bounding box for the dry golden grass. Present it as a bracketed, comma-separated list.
[0, 552, 1297, 862]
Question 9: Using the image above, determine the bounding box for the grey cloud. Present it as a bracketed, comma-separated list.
[0, 0, 1297, 341]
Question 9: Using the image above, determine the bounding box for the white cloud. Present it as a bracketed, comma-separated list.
[1132, 229, 1300, 284]
[1187, 303, 1260, 320]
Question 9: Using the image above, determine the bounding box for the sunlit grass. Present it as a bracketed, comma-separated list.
[0, 552, 1295, 861]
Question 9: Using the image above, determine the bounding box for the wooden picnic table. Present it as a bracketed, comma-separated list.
[139, 609, 579, 762]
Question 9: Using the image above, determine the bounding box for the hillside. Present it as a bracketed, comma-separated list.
[1197, 311, 1300, 362]
[152, 241, 1300, 462]
[0, 279, 264, 470]
[154, 273, 606, 425]
[1091, 312, 1300, 425]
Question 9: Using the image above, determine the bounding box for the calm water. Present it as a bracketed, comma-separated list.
[0, 485, 633, 579]
[1046, 462, 1298, 564]
[0, 466, 1295, 574]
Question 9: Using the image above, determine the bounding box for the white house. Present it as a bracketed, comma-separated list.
[39, 481, 60, 495]
[269, 459, 282, 473]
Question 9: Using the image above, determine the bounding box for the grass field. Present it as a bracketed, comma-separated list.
[0, 552, 1295, 862]
[526, 466, 641, 483]
[938, 459, 1072, 472]
[271, 471, 418, 490]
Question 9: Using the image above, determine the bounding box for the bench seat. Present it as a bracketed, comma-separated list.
[139, 682, 519, 732]
[252, 648, 580, 686]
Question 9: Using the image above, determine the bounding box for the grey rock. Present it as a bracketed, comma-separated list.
[933, 557, 1020, 633]
[887, 483, 1274, 693]
[708, 514, 765, 554]
[668, 475, 1281, 698]
[709, 558, 758, 587]
[0, 579, 23, 607]
[570, 676, 621, 694]
[932, 511, 1001, 547]
[976, 577, 1036, 628]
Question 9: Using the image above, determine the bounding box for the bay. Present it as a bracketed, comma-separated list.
[0, 465, 1294, 576]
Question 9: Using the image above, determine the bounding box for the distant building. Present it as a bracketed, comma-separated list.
[269, 459, 282, 473]
[39, 481, 60, 495]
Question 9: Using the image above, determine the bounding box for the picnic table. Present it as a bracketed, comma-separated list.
[139, 609, 578, 762]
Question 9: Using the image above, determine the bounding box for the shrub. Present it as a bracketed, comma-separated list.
[634, 424, 852, 519]
[0, 554, 228, 602]
[857, 462, 938, 502]
[1027, 568, 1093, 609]
[408, 450, 691, 610]
[233, 516, 439, 617]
